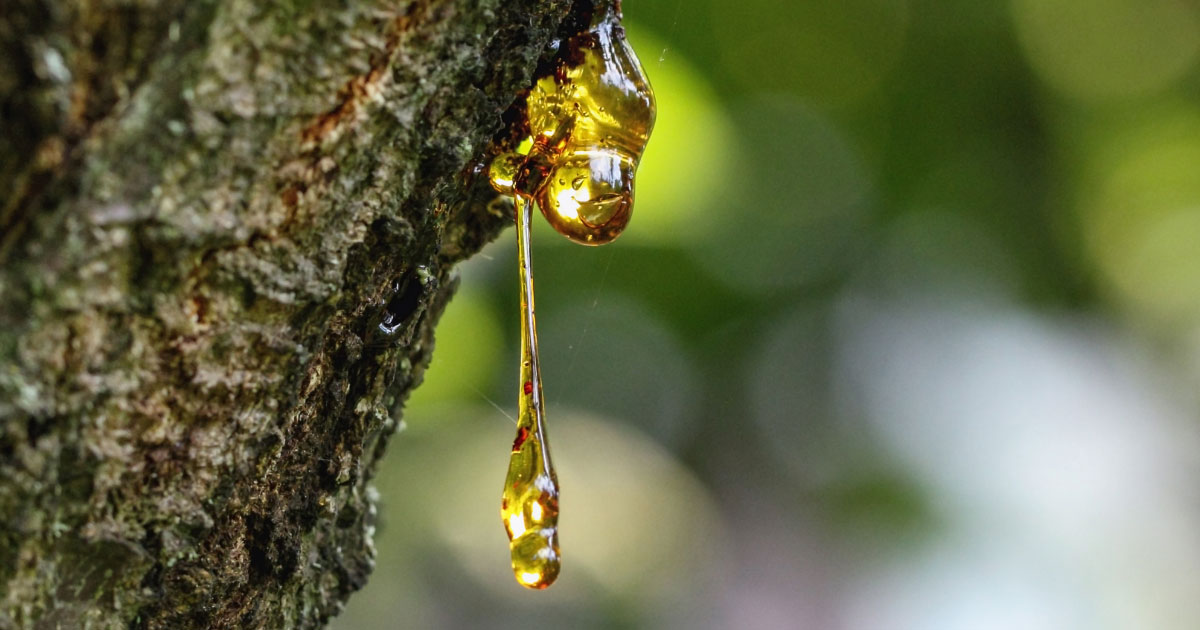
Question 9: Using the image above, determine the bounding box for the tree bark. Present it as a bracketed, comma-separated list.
[0, 0, 573, 627]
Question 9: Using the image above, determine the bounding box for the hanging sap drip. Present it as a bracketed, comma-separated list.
[488, 0, 656, 590]
[499, 194, 561, 589]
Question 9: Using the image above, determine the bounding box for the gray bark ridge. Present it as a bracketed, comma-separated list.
[0, 0, 575, 627]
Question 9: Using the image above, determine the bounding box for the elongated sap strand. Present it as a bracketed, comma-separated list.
[499, 195, 561, 589]
[489, 0, 656, 590]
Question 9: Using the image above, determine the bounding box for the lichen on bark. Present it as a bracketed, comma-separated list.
[0, 0, 575, 627]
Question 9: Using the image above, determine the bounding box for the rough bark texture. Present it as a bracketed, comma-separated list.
[0, 0, 576, 627]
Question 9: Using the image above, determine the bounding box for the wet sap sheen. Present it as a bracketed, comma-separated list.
[489, 0, 656, 589]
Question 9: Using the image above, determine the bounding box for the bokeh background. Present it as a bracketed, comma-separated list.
[334, 1, 1200, 628]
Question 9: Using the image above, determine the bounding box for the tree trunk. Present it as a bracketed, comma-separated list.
[0, 0, 573, 627]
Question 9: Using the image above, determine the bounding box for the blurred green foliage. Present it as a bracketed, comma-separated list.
[336, 1, 1200, 628]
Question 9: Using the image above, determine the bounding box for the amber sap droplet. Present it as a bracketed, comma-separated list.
[488, 0, 657, 590]
[491, 1, 657, 246]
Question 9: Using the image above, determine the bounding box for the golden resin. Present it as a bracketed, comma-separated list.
[494, 0, 656, 245]
[499, 194, 561, 590]
[490, 0, 656, 590]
